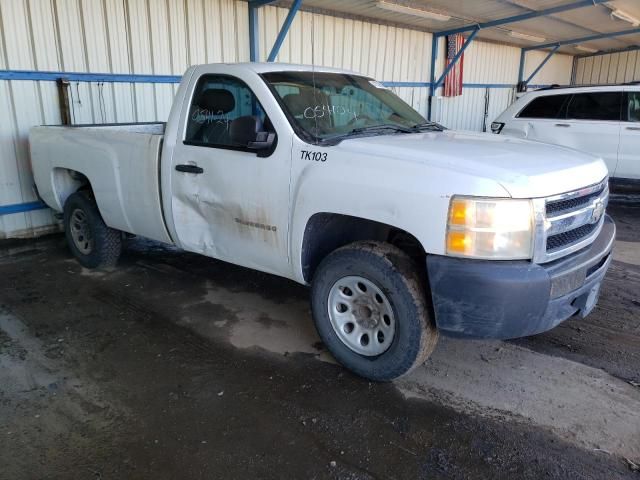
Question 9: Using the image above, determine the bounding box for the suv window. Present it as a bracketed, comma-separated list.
[185, 75, 273, 149]
[627, 92, 640, 122]
[517, 94, 569, 119]
[566, 92, 621, 121]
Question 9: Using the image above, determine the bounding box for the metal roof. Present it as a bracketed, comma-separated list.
[271, 0, 640, 55]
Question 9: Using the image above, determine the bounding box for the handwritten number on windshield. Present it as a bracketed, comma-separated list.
[303, 104, 358, 121]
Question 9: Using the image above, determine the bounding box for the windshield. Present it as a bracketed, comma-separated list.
[261, 71, 438, 144]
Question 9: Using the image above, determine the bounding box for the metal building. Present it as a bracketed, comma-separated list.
[575, 48, 640, 84]
[1, 0, 639, 239]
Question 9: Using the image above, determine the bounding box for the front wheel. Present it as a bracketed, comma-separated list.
[311, 241, 438, 381]
[63, 191, 122, 269]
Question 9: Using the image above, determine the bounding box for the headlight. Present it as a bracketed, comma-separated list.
[446, 196, 533, 259]
[490, 122, 505, 134]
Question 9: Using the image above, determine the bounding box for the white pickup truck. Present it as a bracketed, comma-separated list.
[30, 63, 615, 381]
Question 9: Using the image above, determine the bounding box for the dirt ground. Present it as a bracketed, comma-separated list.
[1, 200, 639, 479]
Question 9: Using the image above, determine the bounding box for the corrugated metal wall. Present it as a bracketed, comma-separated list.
[433, 40, 519, 131]
[258, 6, 433, 81]
[574, 50, 640, 85]
[0, 0, 574, 238]
[524, 49, 574, 86]
[432, 40, 573, 131]
[0, 0, 248, 238]
[257, 5, 436, 121]
[432, 45, 573, 131]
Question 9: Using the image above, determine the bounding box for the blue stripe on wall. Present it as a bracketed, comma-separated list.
[0, 69, 181, 83]
[0, 201, 49, 216]
[0, 69, 556, 90]
[382, 81, 431, 88]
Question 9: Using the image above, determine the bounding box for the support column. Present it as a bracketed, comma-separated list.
[267, 0, 303, 62]
[524, 45, 560, 88]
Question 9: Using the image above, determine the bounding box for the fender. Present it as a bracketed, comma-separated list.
[287, 138, 510, 284]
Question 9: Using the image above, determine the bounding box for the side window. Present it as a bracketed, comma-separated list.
[517, 94, 569, 119]
[185, 75, 273, 149]
[566, 92, 621, 121]
[627, 92, 640, 122]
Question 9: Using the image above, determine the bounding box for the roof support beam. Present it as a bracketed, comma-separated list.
[427, 0, 607, 119]
[248, 1, 278, 62]
[525, 45, 560, 85]
[428, 29, 479, 120]
[427, 36, 439, 120]
[434, 29, 479, 90]
[435, 0, 609, 37]
[267, 0, 303, 62]
[248, 4, 260, 62]
[518, 48, 526, 85]
[523, 27, 640, 51]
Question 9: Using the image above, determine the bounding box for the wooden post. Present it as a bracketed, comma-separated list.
[56, 78, 71, 125]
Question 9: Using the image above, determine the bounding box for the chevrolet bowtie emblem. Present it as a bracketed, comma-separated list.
[591, 200, 605, 224]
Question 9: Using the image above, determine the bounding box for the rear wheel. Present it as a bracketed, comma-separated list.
[311, 241, 438, 381]
[63, 191, 122, 268]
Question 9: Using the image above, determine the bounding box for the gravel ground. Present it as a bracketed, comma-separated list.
[0, 199, 638, 479]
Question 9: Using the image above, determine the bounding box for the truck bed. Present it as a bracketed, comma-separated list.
[30, 123, 172, 244]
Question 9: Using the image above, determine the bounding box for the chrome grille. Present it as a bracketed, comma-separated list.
[546, 222, 598, 251]
[545, 185, 605, 216]
[532, 178, 609, 263]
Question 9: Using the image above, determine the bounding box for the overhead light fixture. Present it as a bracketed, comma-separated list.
[575, 45, 598, 53]
[509, 31, 546, 43]
[376, 1, 451, 21]
[609, 8, 640, 27]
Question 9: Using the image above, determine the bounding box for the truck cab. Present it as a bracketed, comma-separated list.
[30, 63, 615, 381]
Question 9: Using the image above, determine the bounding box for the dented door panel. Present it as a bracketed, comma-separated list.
[169, 144, 291, 275]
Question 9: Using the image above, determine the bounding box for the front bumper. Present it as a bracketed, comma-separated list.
[426, 215, 616, 339]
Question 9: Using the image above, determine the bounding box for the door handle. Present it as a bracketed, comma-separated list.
[626, 126, 640, 131]
[175, 164, 204, 174]
[555, 123, 571, 127]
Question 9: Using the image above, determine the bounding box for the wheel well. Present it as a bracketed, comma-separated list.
[52, 168, 93, 208]
[301, 213, 426, 283]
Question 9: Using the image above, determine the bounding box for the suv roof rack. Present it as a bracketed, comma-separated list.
[534, 84, 563, 91]
[534, 81, 640, 91]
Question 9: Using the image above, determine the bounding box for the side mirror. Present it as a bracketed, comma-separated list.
[248, 131, 276, 150]
[230, 116, 276, 156]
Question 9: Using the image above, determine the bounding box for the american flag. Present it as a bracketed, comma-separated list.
[444, 34, 465, 97]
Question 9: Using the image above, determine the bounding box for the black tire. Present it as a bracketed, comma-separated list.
[311, 241, 438, 381]
[63, 191, 122, 269]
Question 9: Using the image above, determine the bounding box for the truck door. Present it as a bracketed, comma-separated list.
[617, 90, 640, 181]
[168, 74, 291, 276]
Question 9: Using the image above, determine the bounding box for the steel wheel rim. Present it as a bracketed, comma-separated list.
[327, 276, 396, 356]
[69, 208, 94, 255]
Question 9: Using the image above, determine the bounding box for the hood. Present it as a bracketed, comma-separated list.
[338, 130, 608, 198]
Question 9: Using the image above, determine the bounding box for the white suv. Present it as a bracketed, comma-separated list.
[492, 84, 640, 188]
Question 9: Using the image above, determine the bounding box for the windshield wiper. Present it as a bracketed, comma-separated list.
[329, 123, 441, 143]
[410, 122, 445, 132]
[346, 124, 414, 136]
